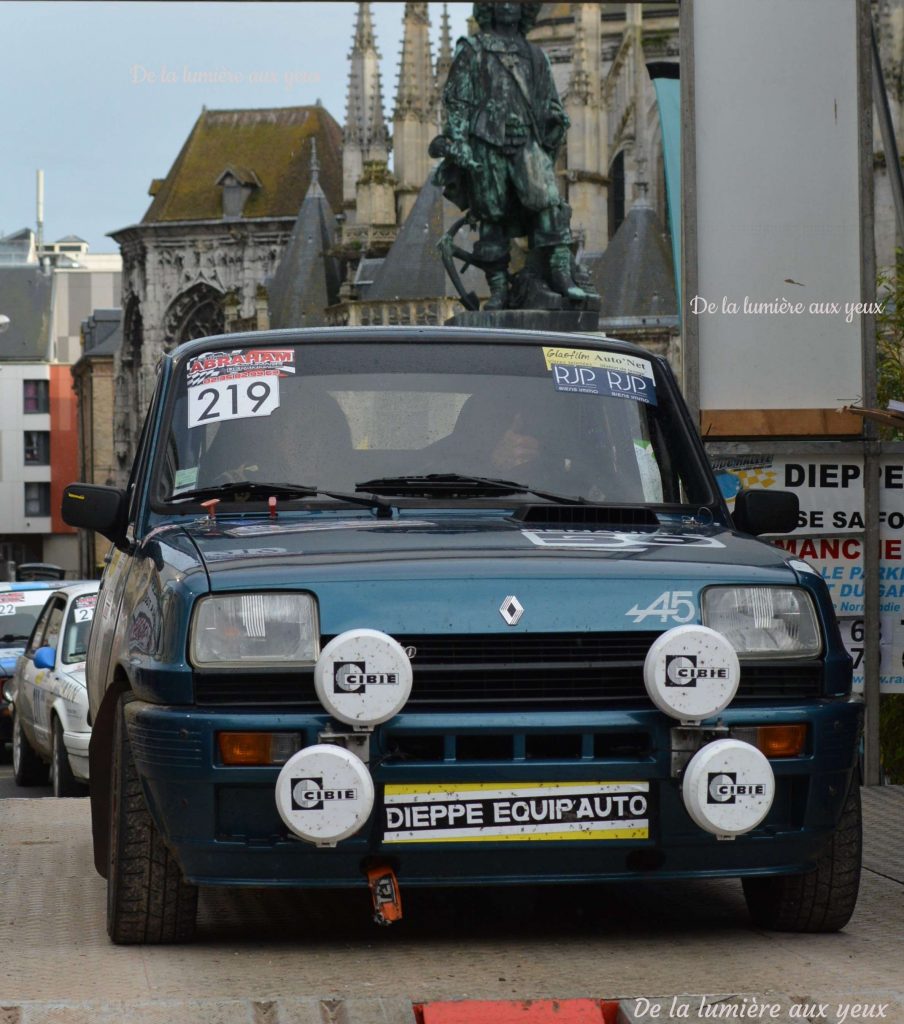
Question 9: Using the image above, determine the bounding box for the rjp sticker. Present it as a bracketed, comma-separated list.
[543, 348, 657, 405]
[550, 363, 657, 406]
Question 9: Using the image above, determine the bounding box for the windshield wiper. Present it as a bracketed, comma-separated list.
[164, 481, 394, 517]
[355, 474, 588, 505]
[0, 634, 30, 644]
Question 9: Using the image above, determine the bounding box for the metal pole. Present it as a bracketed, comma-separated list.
[859, 0, 881, 786]
[679, 0, 699, 417]
[872, 20, 904, 244]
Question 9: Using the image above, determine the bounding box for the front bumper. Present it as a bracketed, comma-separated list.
[123, 700, 863, 888]
[64, 728, 91, 782]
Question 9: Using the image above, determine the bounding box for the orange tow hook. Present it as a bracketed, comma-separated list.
[366, 863, 403, 926]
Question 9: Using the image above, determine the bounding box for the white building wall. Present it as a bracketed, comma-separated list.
[0, 363, 52, 535]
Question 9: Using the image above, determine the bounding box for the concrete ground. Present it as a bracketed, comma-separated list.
[0, 787, 901, 1024]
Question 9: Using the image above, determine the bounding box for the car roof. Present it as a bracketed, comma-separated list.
[0, 581, 68, 592]
[166, 325, 656, 365]
[54, 581, 101, 602]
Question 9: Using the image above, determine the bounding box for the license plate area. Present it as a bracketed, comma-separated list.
[382, 781, 650, 844]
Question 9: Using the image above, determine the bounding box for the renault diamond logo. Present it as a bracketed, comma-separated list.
[500, 595, 524, 626]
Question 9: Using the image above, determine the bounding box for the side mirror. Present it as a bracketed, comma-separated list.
[62, 483, 127, 545]
[34, 646, 56, 670]
[733, 489, 799, 536]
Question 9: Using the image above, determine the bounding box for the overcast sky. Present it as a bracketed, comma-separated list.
[0, 1, 471, 253]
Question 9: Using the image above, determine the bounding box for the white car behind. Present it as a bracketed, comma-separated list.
[9, 582, 100, 796]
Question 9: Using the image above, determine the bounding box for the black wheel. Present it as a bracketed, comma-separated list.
[51, 716, 84, 798]
[106, 694, 198, 944]
[11, 707, 48, 787]
[742, 778, 862, 932]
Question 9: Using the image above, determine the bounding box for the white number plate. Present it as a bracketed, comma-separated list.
[188, 377, 280, 428]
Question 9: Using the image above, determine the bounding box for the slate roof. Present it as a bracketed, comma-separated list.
[366, 180, 486, 302]
[267, 169, 340, 329]
[0, 267, 53, 361]
[83, 309, 122, 356]
[142, 105, 343, 223]
[589, 202, 677, 319]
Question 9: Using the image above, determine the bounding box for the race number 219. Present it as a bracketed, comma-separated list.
[188, 377, 279, 428]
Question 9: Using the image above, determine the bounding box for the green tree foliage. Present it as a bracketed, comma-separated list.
[876, 250, 904, 781]
[876, 248, 904, 414]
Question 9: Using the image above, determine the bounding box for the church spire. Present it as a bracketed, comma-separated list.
[343, 1, 389, 205]
[569, 9, 592, 104]
[436, 3, 454, 96]
[306, 138, 324, 199]
[393, 3, 435, 119]
[392, 2, 437, 218]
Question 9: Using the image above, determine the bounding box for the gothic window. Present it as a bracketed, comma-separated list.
[165, 283, 226, 346]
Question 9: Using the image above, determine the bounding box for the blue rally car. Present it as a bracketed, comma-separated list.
[62, 327, 862, 944]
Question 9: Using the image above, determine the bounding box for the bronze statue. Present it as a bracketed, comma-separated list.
[433, 1, 591, 312]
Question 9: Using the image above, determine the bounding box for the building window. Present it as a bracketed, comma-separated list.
[24, 482, 50, 517]
[23, 380, 49, 414]
[24, 431, 50, 465]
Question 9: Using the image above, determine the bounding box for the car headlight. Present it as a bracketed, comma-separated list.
[701, 587, 821, 658]
[190, 593, 319, 669]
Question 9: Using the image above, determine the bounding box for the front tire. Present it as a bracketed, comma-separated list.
[106, 694, 198, 944]
[742, 778, 862, 932]
[51, 716, 84, 797]
[12, 708, 48, 786]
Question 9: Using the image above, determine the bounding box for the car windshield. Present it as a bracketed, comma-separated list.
[0, 595, 43, 647]
[62, 593, 97, 665]
[153, 341, 714, 509]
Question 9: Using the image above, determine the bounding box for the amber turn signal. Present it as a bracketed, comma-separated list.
[756, 724, 807, 758]
[218, 731, 301, 766]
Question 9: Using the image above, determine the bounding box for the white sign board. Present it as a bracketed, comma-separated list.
[713, 454, 904, 692]
[692, 0, 863, 410]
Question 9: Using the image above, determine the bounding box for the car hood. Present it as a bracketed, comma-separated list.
[60, 663, 87, 689]
[157, 512, 804, 636]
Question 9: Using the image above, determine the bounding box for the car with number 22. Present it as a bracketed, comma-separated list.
[9, 582, 100, 796]
[63, 326, 862, 944]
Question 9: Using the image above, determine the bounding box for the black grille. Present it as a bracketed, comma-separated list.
[510, 505, 660, 526]
[193, 632, 824, 707]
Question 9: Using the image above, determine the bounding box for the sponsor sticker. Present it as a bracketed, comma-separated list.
[186, 348, 295, 428]
[523, 530, 725, 552]
[73, 594, 98, 622]
[383, 781, 649, 843]
[186, 348, 296, 388]
[0, 592, 27, 615]
[542, 347, 657, 406]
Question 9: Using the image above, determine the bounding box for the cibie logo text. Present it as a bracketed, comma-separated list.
[707, 772, 766, 805]
[333, 661, 399, 694]
[290, 777, 358, 811]
[665, 654, 728, 687]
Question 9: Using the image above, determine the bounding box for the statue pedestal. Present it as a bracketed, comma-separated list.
[446, 308, 601, 334]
